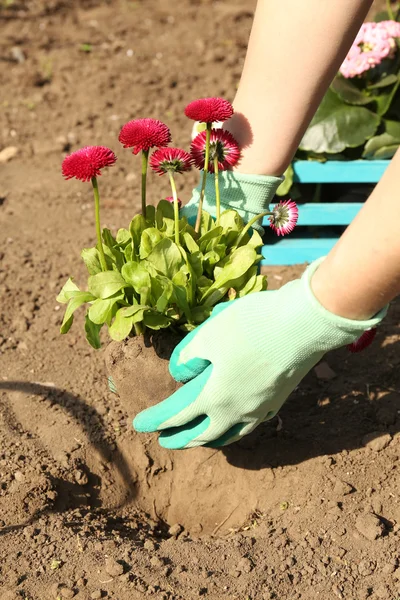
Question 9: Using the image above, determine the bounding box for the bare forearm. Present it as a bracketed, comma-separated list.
[225, 0, 373, 175]
[312, 149, 400, 320]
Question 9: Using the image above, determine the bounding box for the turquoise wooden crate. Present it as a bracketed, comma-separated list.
[261, 160, 390, 266]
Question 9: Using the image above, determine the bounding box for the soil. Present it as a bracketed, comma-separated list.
[1, 1, 399, 599]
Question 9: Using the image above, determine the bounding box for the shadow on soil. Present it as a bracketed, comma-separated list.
[0, 380, 138, 532]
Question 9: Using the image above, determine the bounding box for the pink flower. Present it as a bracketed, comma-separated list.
[165, 196, 182, 208]
[184, 97, 234, 123]
[150, 147, 192, 175]
[190, 129, 240, 172]
[269, 200, 298, 236]
[340, 20, 400, 78]
[347, 328, 377, 353]
[62, 146, 117, 182]
[119, 118, 171, 154]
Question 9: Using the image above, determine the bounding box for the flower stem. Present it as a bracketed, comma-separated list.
[214, 155, 221, 225]
[194, 122, 212, 233]
[168, 170, 180, 245]
[91, 177, 108, 272]
[386, 0, 395, 20]
[234, 211, 271, 248]
[141, 149, 149, 217]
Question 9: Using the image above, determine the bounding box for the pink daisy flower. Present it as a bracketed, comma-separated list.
[340, 20, 400, 78]
[190, 129, 240, 173]
[62, 146, 117, 182]
[347, 328, 377, 353]
[150, 147, 192, 176]
[184, 97, 234, 123]
[269, 200, 298, 236]
[119, 118, 171, 154]
[165, 196, 182, 208]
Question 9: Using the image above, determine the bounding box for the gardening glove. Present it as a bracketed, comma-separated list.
[180, 170, 284, 232]
[133, 258, 387, 449]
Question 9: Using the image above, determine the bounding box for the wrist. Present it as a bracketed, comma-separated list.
[304, 258, 387, 326]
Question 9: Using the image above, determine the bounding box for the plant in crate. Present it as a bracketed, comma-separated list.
[57, 98, 298, 416]
[278, 11, 400, 197]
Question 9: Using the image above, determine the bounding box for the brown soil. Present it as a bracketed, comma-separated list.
[1, 1, 399, 599]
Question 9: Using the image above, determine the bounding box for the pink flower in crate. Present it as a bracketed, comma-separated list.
[347, 328, 377, 353]
[150, 147, 192, 175]
[269, 200, 298, 236]
[185, 97, 234, 123]
[340, 20, 400, 78]
[62, 146, 117, 182]
[165, 196, 182, 208]
[190, 129, 240, 172]
[119, 118, 171, 154]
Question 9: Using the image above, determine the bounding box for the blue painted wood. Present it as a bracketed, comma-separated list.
[261, 237, 338, 266]
[261, 160, 390, 265]
[293, 159, 389, 183]
[262, 202, 363, 227]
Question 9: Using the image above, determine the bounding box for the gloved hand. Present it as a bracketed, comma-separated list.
[133, 259, 387, 449]
[180, 170, 284, 232]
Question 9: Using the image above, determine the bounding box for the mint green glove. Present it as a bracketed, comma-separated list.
[180, 171, 284, 232]
[133, 259, 387, 449]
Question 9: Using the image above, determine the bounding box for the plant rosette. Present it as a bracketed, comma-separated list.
[278, 14, 400, 197]
[57, 98, 298, 353]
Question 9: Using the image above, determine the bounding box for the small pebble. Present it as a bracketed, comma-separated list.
[105, 557, 124, 577]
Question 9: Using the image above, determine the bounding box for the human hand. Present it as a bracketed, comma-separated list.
[133, 259, 386, 449]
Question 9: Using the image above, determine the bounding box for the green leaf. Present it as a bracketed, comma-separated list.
[196, 275, 213, 297]
[156, 199, 175, 228]
[247, 229, 264, 250]
[143, 311, 171, 330]
[88, 271, 128, 299]
[374, 78, 400, 116]
[300, 88, 381, 153]
[108, 308, 134, 341]
[81, 247, 102, 275]
[60, 292, 95, 334]
[237, 267, 267, 297]
[276, 164, 294, 196]
[171, 274, 192, 321]
[56, 278, 80, 303]
[145, 204, 156, 226]
[198, 226, 223, 252]
[146, 238, 184, 278]
[201, 245, 257, 306]
[129, 214, 147, 255]
[85, 315, 102, 349]
[190, 305, 213, 324]
[102, 227, 116, 249]
[116, 228, 131, 245]
[365, 142, 400, 159]
[121, 261, 151, 293]
[199, 210, 214, 235]
[119, 305, 147, 320]
[149, 276, 174, 313]
[139, 228, 164, 259]
[362, 118, 400, 159]
[183, 232, 200, 253]
[88, 295, 123, 325]
[218, 210, 244, 232]
[368, 74, 399, 89]
[187, 251, 203, 279]
[331, 76, 375, 106]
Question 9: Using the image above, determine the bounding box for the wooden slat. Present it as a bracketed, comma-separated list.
[261, 237, 339, 266]
[293, 159, 389, 183]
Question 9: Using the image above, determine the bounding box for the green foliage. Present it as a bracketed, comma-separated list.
[57, 203, 266, 348]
